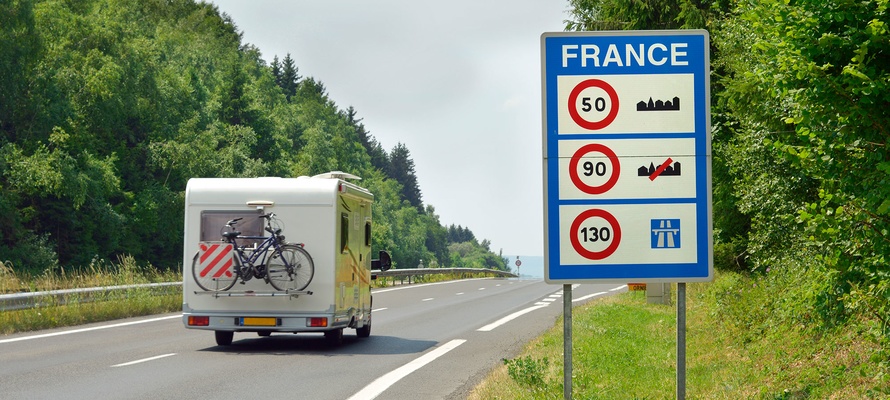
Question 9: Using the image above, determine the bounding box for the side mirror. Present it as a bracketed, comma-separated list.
[371, 250, 392, 271]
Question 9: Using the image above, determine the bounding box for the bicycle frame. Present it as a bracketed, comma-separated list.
[221, 215, 292, 282]
[229, 233, 284, 270]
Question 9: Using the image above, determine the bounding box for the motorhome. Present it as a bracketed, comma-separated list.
[182, 172, 390, 346]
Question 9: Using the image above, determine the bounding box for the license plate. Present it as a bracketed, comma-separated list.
[239, 317, 277, 326]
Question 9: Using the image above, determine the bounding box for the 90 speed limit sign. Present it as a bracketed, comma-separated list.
[568, 143, 620, 195]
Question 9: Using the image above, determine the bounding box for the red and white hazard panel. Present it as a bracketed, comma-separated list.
[198, 242, 234, 278]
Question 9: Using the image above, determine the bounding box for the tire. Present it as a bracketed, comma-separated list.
[192, 251, 238, 292]
[324, 328, 344, 346]
[356, 317, 371, 338]
[267, 244, 315, 291]
[356, 297, 372, 338]
[215, 331, 234, 346]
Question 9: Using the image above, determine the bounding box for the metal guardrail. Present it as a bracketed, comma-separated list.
[373, 267, 516, 279]
[0, 268, 516, 311]
[0, 283, 181, 311]
[372, 267, 517, 285]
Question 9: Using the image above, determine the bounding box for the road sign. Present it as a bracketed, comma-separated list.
[542, 30, 713, 283]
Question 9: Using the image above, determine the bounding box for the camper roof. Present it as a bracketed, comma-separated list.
[185, 174, 372, 206]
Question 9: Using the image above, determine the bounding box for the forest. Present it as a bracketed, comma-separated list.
[566, 0, 889, 351]
[0, 0, 507, 275]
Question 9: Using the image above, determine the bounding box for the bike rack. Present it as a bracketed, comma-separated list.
[194, 289, 313, 298]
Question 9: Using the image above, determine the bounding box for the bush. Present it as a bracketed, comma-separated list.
[503, 356, 550, 388]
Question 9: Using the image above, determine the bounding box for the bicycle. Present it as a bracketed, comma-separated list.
[192, 213, 314, 292]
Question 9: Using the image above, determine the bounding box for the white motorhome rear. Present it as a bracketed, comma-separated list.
[182, 173, 389, 346]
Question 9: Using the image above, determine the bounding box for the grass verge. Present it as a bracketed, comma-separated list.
[0, 257, 182, 335]
[0, 293, 181, 334]
[470, 271, 890, 399]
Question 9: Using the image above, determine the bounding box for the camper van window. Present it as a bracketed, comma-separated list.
[341, 212, 349, 253]
[365, 222, 371, 247]
[200, 211, 264, 247]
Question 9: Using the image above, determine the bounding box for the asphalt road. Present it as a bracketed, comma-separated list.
[0, 278, 625, 399]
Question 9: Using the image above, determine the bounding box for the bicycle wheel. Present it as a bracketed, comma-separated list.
[267, 244, 314, 291]
[192, 249, 238, 292]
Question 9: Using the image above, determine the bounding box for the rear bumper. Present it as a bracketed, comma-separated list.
[182, 311, 347, 333]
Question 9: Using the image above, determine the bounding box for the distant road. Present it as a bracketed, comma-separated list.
[0, 278, 625, 399]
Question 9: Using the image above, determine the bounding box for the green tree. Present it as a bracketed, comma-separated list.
[0, 0, 506, 281]
[387, 142, 423, 210]
[280, 53, 300, 101]
[718, 0, 890, 333]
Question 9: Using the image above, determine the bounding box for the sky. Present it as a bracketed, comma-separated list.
[208, 0, 573, 259]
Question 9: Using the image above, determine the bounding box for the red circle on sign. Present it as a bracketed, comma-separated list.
[570, 209, 621, 260]
[567, 79, 620, 130]
[569, 143, 620, 195]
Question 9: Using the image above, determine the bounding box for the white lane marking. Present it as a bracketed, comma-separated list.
[373, 278, 493, 294]
[347, 339, 466, 400]
[372, 308, 388, 312]
[111, 353, 176, 368]
[477, 305, 548, 332]
[0, 315, 181, 345]
[535, 302, 549, 306]
[573, 292, 608, 303]
[478, 288, 485, 291]
[455, 292, 464, 296]
[549, 294, 562, 298]
[542, 298, 557, 302]
[422, 298, 434, 302]
[609, 285, 627, 292]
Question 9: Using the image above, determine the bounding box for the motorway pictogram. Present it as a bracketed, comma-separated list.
[651, 219, 681, 249]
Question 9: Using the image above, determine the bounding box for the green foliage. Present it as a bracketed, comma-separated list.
[503, 356, 551, 389]
[0, 0, 501, 276]
[566, 0, 890, 357]
[387, 142, 423, 210]
[474, 275, 890, 399]
[717, 0, 890, 341]
[565, 0, 723, 31]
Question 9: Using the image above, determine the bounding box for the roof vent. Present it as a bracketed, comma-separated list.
[313, 171, 361, 180]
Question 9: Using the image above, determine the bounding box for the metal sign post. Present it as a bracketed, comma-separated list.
[563, 284, 573, 400]
[677, 282, 687, 399]
[540, 30, 712, 400]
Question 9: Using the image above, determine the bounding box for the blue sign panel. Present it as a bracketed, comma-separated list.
[542, 30, 713, 283]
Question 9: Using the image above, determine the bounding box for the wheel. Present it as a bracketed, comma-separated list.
[192, 250, 238, 292]
[215, 331, 234, 346]
[356, 297, 371, 338]
[267, 244, 315, 291]
[356, 317, 371, 338]
[324, 328, 344, 346]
